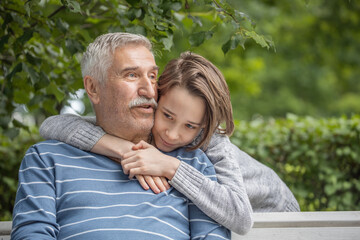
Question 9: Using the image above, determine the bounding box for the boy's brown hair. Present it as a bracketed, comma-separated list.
[157, 52, 234, 150]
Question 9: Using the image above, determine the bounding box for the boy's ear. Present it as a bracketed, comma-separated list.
[84, 76, 100, 104]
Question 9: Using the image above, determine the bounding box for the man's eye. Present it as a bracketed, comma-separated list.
[127, 73, 136, 78]
[149, 74, 157, 83]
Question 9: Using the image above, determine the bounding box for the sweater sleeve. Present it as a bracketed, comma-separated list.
[169, 134, 253, 235]
[188, 158, 231, 240]
[232, 142, 301, 212]
[39, 114, 106, 151]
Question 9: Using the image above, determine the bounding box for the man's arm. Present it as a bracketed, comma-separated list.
[11, 145, 59, 239]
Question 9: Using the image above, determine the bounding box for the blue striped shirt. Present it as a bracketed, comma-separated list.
[12, 140, 230, 239]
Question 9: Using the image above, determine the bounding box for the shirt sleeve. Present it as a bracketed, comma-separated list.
[11, 146, 59, 239]
[169, 134, 253, 235]
[188, 158, 231, 240]
[40, 114, 105, 151]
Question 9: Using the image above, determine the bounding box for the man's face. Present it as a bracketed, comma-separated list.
[96, 44, 158, 142]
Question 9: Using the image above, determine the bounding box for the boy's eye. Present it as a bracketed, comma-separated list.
[164, 113, 173, 120]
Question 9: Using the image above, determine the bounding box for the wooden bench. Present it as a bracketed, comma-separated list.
[233, 211, 360, 240]
[2, 211, 360, 239]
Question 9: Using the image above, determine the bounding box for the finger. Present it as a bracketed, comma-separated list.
[123, 161, 140, 175]
[108, 156, 121, 164]
[120, 157, 135, 168]
[128, 167, 139, 179]
[160, 177, 171, 190]
[132, 140, 151, 150]
[136, 175, 149, 190]
[153, 176, 167, 192]
[123, 150, 138, 160]
[131, 143, 143, 151]
[144, 176, 160, 194]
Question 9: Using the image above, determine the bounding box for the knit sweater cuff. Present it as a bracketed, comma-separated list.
[169, 161, 205, 200]
[285, 199, 301, 212]
[70, 125, 106, 151]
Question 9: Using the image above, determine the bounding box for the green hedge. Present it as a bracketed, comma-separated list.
[231, 114, 360, 211]
[1, 115, 359, 220]
[0, 127, 42, 221]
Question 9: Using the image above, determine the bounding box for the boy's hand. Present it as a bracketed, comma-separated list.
[136, 175, 170, 194]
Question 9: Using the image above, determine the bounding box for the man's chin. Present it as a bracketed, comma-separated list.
[134, 118, 154, 131]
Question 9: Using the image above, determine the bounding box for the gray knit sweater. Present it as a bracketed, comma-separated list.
[40, 114, 300, 234]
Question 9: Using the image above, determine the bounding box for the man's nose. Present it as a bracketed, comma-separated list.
[138, 75, 156, 99]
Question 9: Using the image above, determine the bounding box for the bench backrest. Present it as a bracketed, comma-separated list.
[2, 211, 360, 239]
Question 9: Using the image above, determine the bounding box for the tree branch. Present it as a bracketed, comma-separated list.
[48, 5, 66, 19]
[212, 0, 239, 23]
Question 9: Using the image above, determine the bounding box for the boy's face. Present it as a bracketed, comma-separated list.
[152, 86, 205, 152]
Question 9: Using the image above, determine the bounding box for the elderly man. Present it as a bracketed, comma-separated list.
[11, 33, 230, 239]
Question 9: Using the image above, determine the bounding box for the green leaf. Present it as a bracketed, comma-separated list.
[29, 94, 43, 107]
[222, 34, 244, 54]
[17, 29, 34, 46]
[3, 128, 20, 140]
[56, 18, 69, 34]
[160, 35, 173, 51]
[134, 8, 142, 18]
[13, 89, 30, 104]
[189, 31, 212, 47]
[42, 99, 58, 115]
[46, 82, 65, 102]
[65, 38, 84, 55]
[170, 2, 182, 11]
[0, 34, 10, 52]
[0, 116, 12, 128]
[35, 26, 51, 39]
[2, 13, 13, 28]
[26, 53, 42, 67]
[34, 71, 50, 90]
[65, 0, 82, 13]
[24, 2, 31, 17]
[189, 32, 205, 47]
[235, 34, 246, 50]
[22, 63, 39, 85]
[6, 63, 22, 81]
[126, 0, 141, 6]
[221, 39, 231, 55]
[125, 25, 147, 36]
[245, 31, 269, 49]
[24, 0, 41, 17]
[13, 119, 29, 131]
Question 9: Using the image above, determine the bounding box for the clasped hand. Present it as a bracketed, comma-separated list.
[120, 140, 180, 194]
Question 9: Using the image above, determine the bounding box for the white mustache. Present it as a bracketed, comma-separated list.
[128, 96, 158, 109]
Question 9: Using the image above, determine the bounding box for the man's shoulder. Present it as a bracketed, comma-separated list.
[167, 147, 214, 169]
[28, 140, 88, 155]
[167, 147, 205, 158]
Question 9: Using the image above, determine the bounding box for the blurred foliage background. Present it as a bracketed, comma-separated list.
[1, 0, 359, 220]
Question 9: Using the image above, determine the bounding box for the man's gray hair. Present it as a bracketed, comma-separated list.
[81, 32, 152, 85]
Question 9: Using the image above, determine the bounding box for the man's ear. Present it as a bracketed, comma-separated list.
[84, 76, 100, 104]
